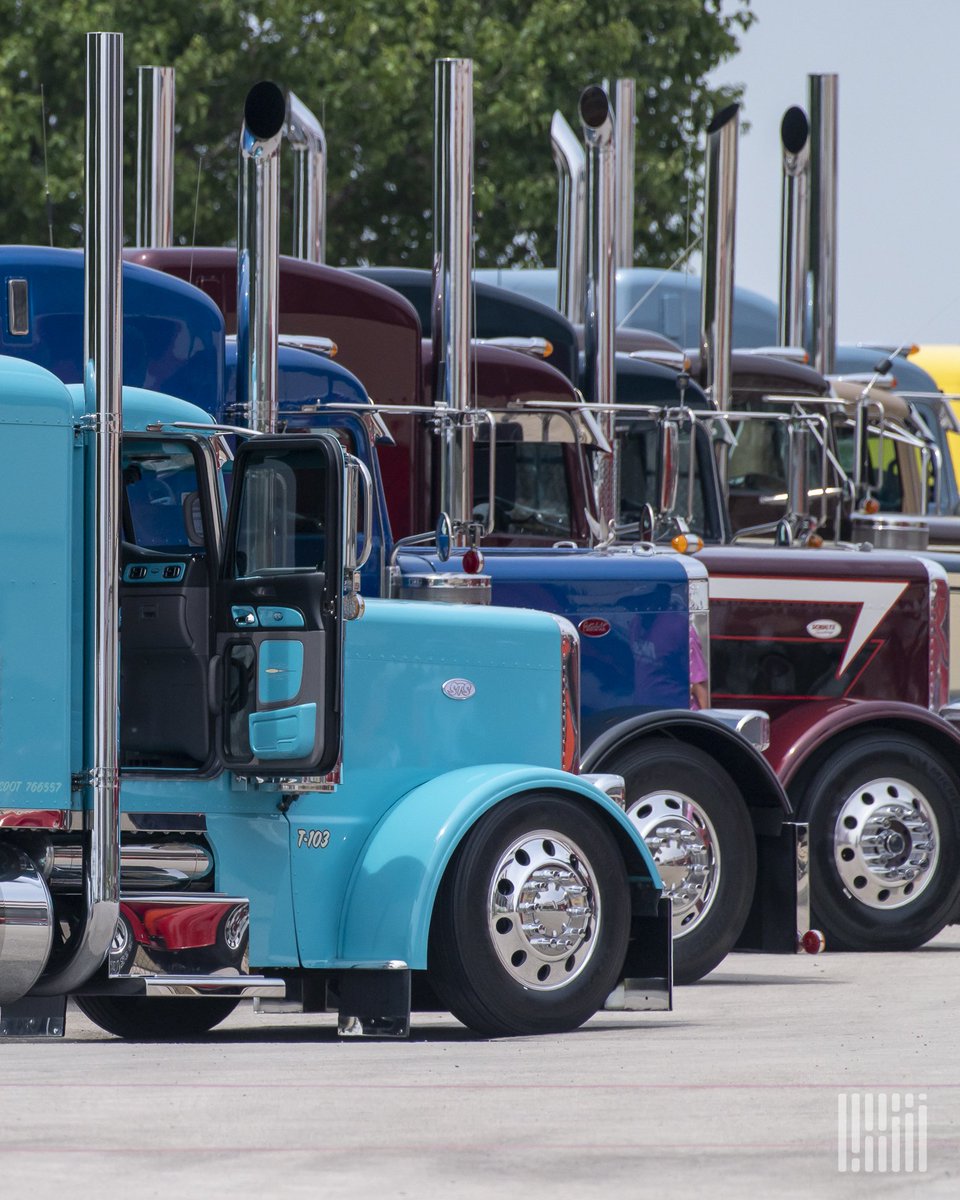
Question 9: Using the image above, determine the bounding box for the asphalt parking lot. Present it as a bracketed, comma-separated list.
[2, 930, 958, 1199]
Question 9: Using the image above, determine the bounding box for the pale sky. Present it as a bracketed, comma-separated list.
[708, 0, 960, 345]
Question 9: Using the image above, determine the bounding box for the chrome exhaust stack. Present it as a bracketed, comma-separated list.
[433, 57, 475, 541]
[32, 31, 124, 999]
[237, 80, 286, 434]
[613, 78, 636, 270]
[778, 106, 810, 350]
[700, 103, 739, 419]
[134, 65, 175, 248]
[808, 74, 838, 375]
[551, 110, 586, 324]
[580, 85, 618, 533]
[286, 91, 326, 264]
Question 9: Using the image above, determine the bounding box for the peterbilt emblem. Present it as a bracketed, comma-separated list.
[442, 678, 476, 700]
[578, 618, 611, 638]
[806, 619, 842, 639]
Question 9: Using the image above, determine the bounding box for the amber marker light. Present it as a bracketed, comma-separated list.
[863, 498, 880, 515]
[671, 533, 703, 554]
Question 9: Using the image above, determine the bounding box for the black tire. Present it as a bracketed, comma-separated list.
[606, 739, 756, 984]
[428, 794, 630, 1037]
[75, 995, 239, 1039]
[799, 734, 960, 950]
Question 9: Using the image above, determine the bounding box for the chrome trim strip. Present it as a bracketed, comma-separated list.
[397, 574, 490, 590]
[120, 892, 245, 908]
[137, 974, 284, 998]
[34, 32, 124, 998]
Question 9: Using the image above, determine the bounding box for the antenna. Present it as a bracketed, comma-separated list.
[40, 84, 53, 246]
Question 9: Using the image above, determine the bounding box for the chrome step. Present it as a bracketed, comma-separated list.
[105, 973, 286, 1000]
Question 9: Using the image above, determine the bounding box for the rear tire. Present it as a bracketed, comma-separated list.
[608, 739, 757, 984]
[800, 734, 960, 950]
[75, 995, 239, 1039]
[429, 794, 630, 1037]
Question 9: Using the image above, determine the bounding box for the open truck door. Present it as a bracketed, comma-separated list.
[217, 434, 344, 776]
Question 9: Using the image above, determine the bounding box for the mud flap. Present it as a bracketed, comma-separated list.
[605, 896, 673, 1012]
[736, 820, 811, 953]
[0, 994, 66, 1037]
[337, 967, 412, 1038]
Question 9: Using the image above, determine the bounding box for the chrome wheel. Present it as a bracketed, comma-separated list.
[222, 904, 249, 952]
[834, 776, 940, 909]
[486, 830, 600, 991]
[627, 790, 721, 937]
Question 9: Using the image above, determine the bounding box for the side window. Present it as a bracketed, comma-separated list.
[122, 438, 205, 552]
[231, 446, 331, 578]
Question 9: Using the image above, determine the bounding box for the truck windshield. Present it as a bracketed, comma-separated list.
[616, 420, 719, 540]
[473, 434, 573, 538]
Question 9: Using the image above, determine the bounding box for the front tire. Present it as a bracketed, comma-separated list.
[428, 794, 630, 1037]
[609, 740, 756, 984]
[75, 995, 239, 1039]
[799, 734, 960, 950]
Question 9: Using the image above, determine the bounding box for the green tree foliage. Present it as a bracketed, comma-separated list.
[0, 0, 752, 267]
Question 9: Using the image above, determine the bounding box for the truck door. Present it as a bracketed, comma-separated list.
[216, 435, 344, 775]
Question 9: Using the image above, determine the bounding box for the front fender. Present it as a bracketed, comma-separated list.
[769, 698, 960, 787]
[582, 709, 791, 820]
[338, 764, 660, 969]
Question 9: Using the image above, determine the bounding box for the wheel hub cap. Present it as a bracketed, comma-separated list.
[627, 791, 720, 937]
[487, 831, 600, 990]
[834, 777, 939, 909]
[223, 904, 249, 952]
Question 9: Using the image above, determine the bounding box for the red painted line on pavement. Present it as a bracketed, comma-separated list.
[2, 1080, 957, 1091]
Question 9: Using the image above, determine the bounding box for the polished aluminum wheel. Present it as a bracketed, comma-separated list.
[834, 776, 939, 909]
[627, 791, 720, 937]
[222, 904, 249, 952]
[487, 830, 600, 990]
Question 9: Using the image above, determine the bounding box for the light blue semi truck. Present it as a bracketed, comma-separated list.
[0, 354, 670, 1041]
[0, 34, 669, 1041]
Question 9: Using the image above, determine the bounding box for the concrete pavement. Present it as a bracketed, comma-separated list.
[2, 930, 958, 1198]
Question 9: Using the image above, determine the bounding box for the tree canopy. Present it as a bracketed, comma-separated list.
[0, 0, 753, 268]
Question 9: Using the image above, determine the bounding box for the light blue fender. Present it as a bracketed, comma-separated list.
[338, 764, 661, 968]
